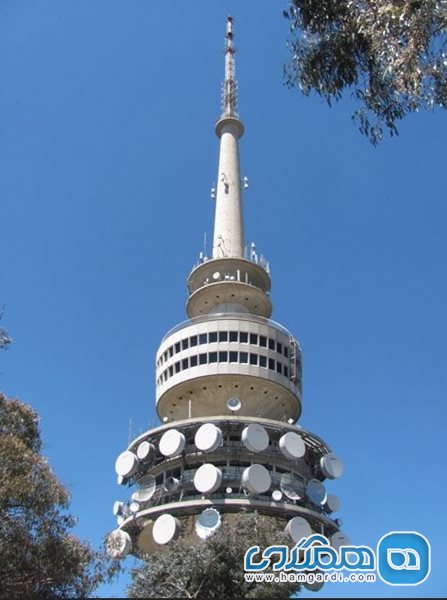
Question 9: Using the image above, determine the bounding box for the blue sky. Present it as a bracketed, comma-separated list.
[1, 2, 446, 597]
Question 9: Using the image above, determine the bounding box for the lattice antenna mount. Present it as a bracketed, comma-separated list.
[221, 16, 239, 118]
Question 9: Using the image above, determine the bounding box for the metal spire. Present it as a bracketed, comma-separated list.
[222, 16, 238, 118]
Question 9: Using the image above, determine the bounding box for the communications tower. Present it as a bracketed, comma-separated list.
[107, 17, 347, 569]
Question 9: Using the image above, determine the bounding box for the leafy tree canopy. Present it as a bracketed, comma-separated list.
[0, 393, 119, 599]
[284, 0, 447, 143]
[128, 512, 301, 599]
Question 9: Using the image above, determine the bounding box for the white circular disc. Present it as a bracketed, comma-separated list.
[331, 531, 351, 551]
[242, 424, 269, 452]
[303, 579, 325, 592]
[306, 479, 327, 505]
[272, 490, 283, 502]
[242, 464, 271, 494]
[326, 494, 340, 513]
[195, 508, 221, 539]
[153, 514, 180, 545]
[115, 451, 139, 477]
[227, 397, 241, 411]
[116, 515, 124, 526]
[112, 501, 124, 516]
[280, 473, 305, 500]
[133, 474, 156, 502]
[286, 516, 312, 543]
[194, 463, 222, 494]
[279, 432, 306, 460]
[159, 429, 186, 457]
[320, 453, 344, 479]
[226, 487, 233, 494]
[335, 518, 344, 529]
[129, 501, 140, 513]
[136, 440, 155, 461]
[106, 529, 132, 558]
[195, 423, 223, 452]
[117, 474, 127, 485]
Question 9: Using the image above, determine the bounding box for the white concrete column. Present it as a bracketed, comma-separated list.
[212, 119, 245, 258]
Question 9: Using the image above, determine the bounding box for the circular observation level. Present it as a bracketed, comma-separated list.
[156, 314, 302, 422]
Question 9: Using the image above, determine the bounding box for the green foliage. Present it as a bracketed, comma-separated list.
[127, 512, 300, 599]
[0, 393, 120, 599]
[284, 0, 447, 143]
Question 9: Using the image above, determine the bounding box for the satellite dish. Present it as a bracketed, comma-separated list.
[331, 531, 351, 551]
[320, 453, 344, 479]
[325, 494, 340, 513]
[335, 518, 344, 529]
[116, 515, 125, 526]
[115, 451, 139, 477]
[164, 476, 180, 493]
[306, 479, 327, 505]
[132, 474, 156, 502]
[195, 508, 221, 539]
[106, 529, 132, 558]
[129, 501, 140, 513]
[280, 473, 305, 501]
[227, 397, 241, 411]
[303, 578, 325, 592]
[194, 463, 222, 494]
[112, 501, 124, 516]
[272, 490, 283, 502]
[242, 424, 269, 453]
[136, 441, 155, 462]
[286, 516, 312, 543]
[159, 429, 186, 457]
[195, 423, 223, 452]
[152, 514, 180, 545]
[226, 487, 233, 494]
[116, 475, 127, 486]
[242, 464, 271, 494]
[279, 432, 306, 460]
[212, 272, 221, 280]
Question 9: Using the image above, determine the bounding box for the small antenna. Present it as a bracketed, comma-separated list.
[221, 16, 238, 118]
[128, 418, 133, 445]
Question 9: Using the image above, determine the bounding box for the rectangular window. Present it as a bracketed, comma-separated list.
[276, 362, 282, 374]
[269, 358, 275, 370]
[259, 355, 267, 367]
[199, 353, 207, 365]
[190, 335, 198, 347]
[175, 361, 181, 373]
[219, 351, 228, 362]
[240, 352, 248, 363]
[209, 352, 218, 363]
[199, 333, 207, 345]
[277, 342, 282, 354]
[209, 332, 218, 343]
[240, 332, 248, 343]
[182, 338, 189, 350]
[284, 346, 288, 358]
[182, 358, 189, 370]
[259, 335, 267, 347]
[175, 342, 181, 354]
[269, 338, 275, 350]
[250, 353, 258, 365]
[163, 371, 168, 382]
[168, 346, 174, 358]
[218, 331, 228, 342]
[229, 331, 238, 342]
[250, 333, 258, 345]
[168, 366, 174, 376]
[283, 366, 288, 378]
[229, 351, 238, 362]
[190, 355, 198, 367]
[164, 350, 168, 361]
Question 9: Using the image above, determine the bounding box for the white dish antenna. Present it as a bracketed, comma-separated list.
[271, 490, 283, 502]
[212, 271, 221, 280]
[242, 424, 269, 453]
[159, 429, 186, 457]
[164, 476, 180, 493]
[335, 517, 344, 529]
[280, 473, 305, 501]
[325, 493, 340, 513]
[129, 501, 140, 513]
[112, 501, 125, 516]
[132, 474, 156, 502]
[331, 531, 351, 551]
[136, 440, 155, 462]
[116, 474, 127, 486]
[227, 397, 241, 411]
[242, 464, 271, 494]
[305, 479, 327, 505]
[152, 514, 180, 545]
[303, 578, 325, 592]
[195, 508, 221, 539]
[115, 451, 139, 478]
[116, 515, 125, 526]
[279, 432, 306, 460]
[320, 453, 344, 479]
[106, 529, 132, 558]
[286, 516, 312, 543]
[195, 423, 223, 452]
[194, 463, 222, 494]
